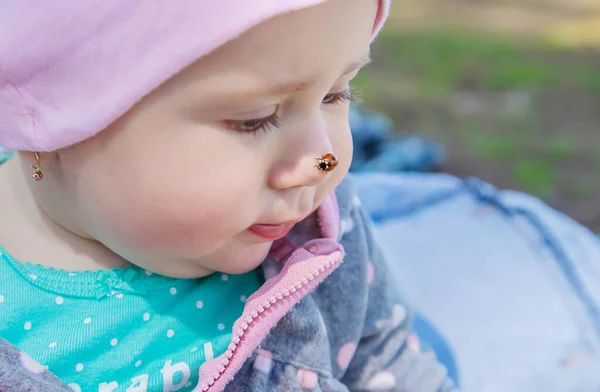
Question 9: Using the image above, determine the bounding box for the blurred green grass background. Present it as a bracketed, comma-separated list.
[356, 0, 600, 230]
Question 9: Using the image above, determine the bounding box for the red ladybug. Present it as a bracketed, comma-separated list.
[315, 153, 339, 172]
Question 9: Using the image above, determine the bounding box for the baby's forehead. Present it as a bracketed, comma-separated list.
[164, 2, 376, 102]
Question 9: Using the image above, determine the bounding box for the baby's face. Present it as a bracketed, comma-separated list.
[35, 0, 377, 278]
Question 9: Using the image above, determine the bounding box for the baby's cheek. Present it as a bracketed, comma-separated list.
[105, 184, 252, 255]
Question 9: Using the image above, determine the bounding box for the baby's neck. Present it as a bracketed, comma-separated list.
[0, 157, 131, 272]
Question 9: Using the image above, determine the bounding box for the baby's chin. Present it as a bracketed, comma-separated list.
[218, 241, 273, 275]
[141, 241, 273, 279]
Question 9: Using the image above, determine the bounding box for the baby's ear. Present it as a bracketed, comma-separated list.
[18, 151, 58, 168]
[18, 151, 39, 167]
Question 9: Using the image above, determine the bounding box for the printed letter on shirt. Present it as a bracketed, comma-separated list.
[99, 381, 118, 392]
[127, 374, 149, 392]
[161, 360, 191, 392]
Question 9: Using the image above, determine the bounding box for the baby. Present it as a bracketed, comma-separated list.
[0, 0, 458, 391]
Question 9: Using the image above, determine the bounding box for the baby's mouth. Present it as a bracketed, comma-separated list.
[247, 221, 297, 241]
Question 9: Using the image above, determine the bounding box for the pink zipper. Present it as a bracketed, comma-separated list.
[197, 252, 342, 391]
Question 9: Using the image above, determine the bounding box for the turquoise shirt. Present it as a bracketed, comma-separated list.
[0, 245, 263, 391]
[0, 152, 13, 165]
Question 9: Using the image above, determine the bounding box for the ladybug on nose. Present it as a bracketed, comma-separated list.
[315, 153, 339, 173]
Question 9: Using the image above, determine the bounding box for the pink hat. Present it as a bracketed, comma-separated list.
[0, 0, 390, 152]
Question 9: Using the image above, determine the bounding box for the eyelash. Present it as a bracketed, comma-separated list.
[226, 88, 359, 134]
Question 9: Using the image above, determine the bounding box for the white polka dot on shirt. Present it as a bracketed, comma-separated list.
[196, 300, 204, 309]
[240, 295, 247, 303]
[68, 384, 81, 392]
[167, 329, 175, 338]
[170, 287, 177, 295]
[0, 295, 4, 303]
[110, 338, 118, 346]
[221, 274, 229, 282]
[75, 363, 84, 372]
[143, 312, 150, 321]
[115, 293, 124, 299]
[24, 321, 32, 330]
[28, 274, 38, 280]
[217, 323, 225, 331]
[83, 317, 92, 324]
[49, 342, 57, 349]
[55, 296, 64, 305]
[135, 360, 142, 367]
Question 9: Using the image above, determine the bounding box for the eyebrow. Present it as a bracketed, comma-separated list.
[226, 54, 372, 99]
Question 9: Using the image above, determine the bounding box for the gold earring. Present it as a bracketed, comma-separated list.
[32, 152, 43, 182]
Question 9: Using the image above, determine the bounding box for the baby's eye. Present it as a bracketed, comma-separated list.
[322, 88, 358, 105]
[225, 113, 281, 133]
